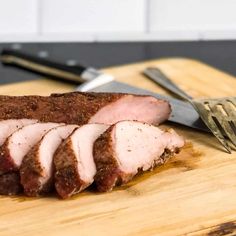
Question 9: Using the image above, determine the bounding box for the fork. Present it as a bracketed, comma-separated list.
[143, 67, 236, 154]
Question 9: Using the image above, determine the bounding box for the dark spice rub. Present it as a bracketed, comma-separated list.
[0, 172, 22, 195]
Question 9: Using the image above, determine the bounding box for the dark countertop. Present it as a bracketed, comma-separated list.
[0, 41, 236, 84]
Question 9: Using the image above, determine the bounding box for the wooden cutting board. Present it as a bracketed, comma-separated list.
[0, 58, 236, 236]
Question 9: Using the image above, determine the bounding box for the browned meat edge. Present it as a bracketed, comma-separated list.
[54, 139, 88, 199]
[20, 143, 53, 196]
[0, 172, 22, 195]
[93, 125, 181, 192]
[0, 140, 17, 174]
[0, 92, 165, 124]
[0, 139, 27, 196]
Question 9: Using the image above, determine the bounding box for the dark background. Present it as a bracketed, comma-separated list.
[0, 41, 236, 84]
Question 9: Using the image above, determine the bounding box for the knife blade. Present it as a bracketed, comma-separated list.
[0, 49, 209, 132]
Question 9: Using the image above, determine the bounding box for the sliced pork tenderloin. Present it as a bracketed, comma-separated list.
[93, 121, 185, 192]
[20, 125, 78, 196]
[0, 122, 61, 174]
[0, 119, 37, 145]
[54, 124, 109, 199]
[0, 92, 170, 125]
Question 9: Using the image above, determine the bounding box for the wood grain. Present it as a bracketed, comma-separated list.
[0, 58, 236, 236]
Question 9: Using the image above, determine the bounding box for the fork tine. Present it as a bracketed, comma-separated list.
[194, 102, 232, 153]
[214, 118, 236, 150]
[222, 98, 236, 147]
[220, 120, 236, 149]
[223, 98, 236, 118]
[230, 120, 236, 141]
[210, 101, 236, 149]
[230, 120, 236, 134]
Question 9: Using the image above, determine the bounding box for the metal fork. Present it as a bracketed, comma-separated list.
[143, 67, 236, 153]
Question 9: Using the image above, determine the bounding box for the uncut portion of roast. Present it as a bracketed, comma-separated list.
[0, 92, 171, 125]
[0, 92, 185, 198]
[94, 121, 184, 192]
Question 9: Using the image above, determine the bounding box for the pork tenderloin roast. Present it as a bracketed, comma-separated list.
[0, 92, 185, 198]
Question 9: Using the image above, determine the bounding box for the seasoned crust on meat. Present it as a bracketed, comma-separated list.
[54, 139, 87, 199]
[0, 92, 171, 125]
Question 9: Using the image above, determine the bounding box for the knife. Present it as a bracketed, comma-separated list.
[0, 49, 209, 132]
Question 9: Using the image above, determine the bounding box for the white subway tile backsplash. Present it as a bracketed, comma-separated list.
[0, 0, 236, 42]
[0, 0, 38, 34]
[41, 0, 146, 33]
[149, 0, 236, 32]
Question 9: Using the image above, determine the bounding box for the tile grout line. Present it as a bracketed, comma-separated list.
[144, 0, 151, 34]
[36, 0, 43, 36]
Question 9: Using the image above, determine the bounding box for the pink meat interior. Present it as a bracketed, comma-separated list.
[0, 119, 37, 146]
[71, 123, 109, 183]
[113, 121, 184, 174]
[89, 95, 170, 125]
[39, 125, 78, 184]
[9, 122, 61, 167]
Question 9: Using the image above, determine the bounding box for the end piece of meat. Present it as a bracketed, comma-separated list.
[0, 92, 171, 125]
[54, 123, 109, 199]
[0, 119, 37, 145]
[0, 122, 61, 174]
[20, 125, 78, 196]
[93, 121, 185, 192]
[88, 94, 170, 125]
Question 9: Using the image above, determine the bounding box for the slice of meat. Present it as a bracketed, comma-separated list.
[0, 119, 35, 194]
[0, 92, 170, 125]
[0, 122, 61, 174]
[20, 125, 78, 196]
[93, 121, 185, 192]
[54, 123, 109, 199]
[0, 119, 37, 145]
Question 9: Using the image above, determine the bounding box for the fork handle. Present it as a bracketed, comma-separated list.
[143, 67, 193, 102]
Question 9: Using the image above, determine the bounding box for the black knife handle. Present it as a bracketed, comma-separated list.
[0, 49, 87, 83]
